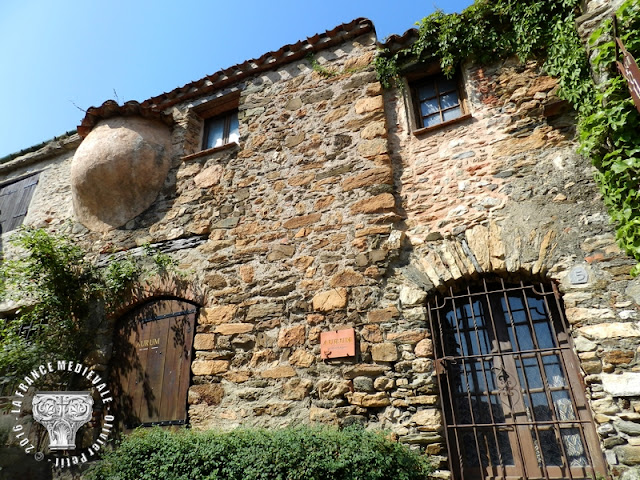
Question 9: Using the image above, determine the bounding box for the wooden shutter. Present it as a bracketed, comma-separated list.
[0, 173, 40, 233]
[112, 298, 197, 428]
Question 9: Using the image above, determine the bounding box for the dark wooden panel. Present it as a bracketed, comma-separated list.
[0, 173, 39, 233]
[112, 299, 197, 429]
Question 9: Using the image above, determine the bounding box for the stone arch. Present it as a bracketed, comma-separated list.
[108, 274, 204, 322]
[107, 273, 203, 431]
[400, 220, 560, 302]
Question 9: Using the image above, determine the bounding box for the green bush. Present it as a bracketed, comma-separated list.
[85, 426, 432, 480]
[0, 227, 177, 385]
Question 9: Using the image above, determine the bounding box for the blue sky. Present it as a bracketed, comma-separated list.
[0, 0, 473, 158]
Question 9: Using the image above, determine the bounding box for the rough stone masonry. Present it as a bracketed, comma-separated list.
[0, 5, 640, 479]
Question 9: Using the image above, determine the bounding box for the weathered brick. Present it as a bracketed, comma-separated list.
[414, 338, 433, 358]
[188, 384, 224, 405]
[411, 409, 443, 431]
[200, 305, 238, 325]
[283, 213, 322, 229]
[246, 303, 283, 321]
[371, 343, 398, 362]
[215, 323, 254, 335]
[278, 325, 306, 348]
[222, 371, 251, 383]
[282, 378, 313, 400]
[312, 288, 348, 311]
[289, 349, 315, 367]
[367, 307, 398, 323]
[360, 121, 386, 140]
[260, 366, 296, 379]
[387, 330, 427, 344]
[342, 167, 392, 191]
[285, 132, 305, 148]
[346, 391, 390, 407]
[191, 360, 229, 376]
[356, 138, 388, 158]
[351, 193, 395, 214]
[354, 95, 384, 114]
[193, 333, 215, 351]
[330, 269, 365, 287]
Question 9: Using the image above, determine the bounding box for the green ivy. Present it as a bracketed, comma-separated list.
[375, 0, 584, 87]
[0, 227, 177, 386]
[375, 0, 640, 274]
[582, 1, 640, 274]
[85, 425, 432, 480]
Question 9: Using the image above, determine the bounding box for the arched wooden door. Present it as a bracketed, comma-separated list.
[111, 298, 197, 429]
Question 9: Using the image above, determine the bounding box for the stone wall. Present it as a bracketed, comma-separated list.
[384, 54, 640, 477]
[2, 29, 426, 442]
[2, 8, 640, 479]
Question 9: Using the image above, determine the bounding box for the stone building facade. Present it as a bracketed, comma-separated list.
[2, 2, 640, 479]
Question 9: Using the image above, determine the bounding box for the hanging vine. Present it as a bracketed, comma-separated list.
[375, 0, 640, 273]
[0, 227, 177, 385]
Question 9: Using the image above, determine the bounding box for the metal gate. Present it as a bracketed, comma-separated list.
[427, 278, 607, 480]
[111, 298, 197, 429]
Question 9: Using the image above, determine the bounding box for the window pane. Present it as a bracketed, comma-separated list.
[439, 76, 458, 93]
[417, 82, 436, 100]
[424, 113, 442, 127]
[204, 118, 225, 149]
[440, 91, 460, 109]
[421, 98, 440, 117]
[228, 112, 239, 144]
[443, 106, 462, 122]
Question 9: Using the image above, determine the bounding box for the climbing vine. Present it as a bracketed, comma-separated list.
[375, 0, 640, 274]
[582, 1, 640, 274]
[0, 227, 176, 386]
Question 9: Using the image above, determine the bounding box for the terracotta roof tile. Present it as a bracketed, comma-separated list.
[78, 18, 374, 137]
[77, 100, 173, 138]
[378, 27, 419, 54]
[139, 17, 374, 110]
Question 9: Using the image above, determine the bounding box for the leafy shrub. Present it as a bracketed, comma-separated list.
[0, 227, 176, 385]
[85, 426, 432, 480]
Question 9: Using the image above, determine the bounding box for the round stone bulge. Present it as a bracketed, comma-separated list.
[71, 116, 172, 232]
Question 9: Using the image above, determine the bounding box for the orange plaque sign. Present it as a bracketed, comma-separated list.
[320, 328, 356, 359]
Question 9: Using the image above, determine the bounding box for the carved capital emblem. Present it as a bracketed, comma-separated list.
[32, 391, 93, 450]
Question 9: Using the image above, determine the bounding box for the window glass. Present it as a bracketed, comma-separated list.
[421, 99, 440, 116]
[418, 83, 436, 100]
[443, 106, 462, 123]
[413, 73, 464, 129]
[202, 110, 239, 150]
[204, 117, 225, 149]
[439, 76, 458, 93]
[440, 91, 459, 109]
[228, 112, 239, 144]
[431, 281, 601, 479]
[424, 114, 442, 128]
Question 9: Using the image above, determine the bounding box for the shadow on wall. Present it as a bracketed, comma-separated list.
[0, 446, 52, 480]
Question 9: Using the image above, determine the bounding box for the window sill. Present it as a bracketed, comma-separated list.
[412, 113, 472, 137]
[181, 142, 239, 161]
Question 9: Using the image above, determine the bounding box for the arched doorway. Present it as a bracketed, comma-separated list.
[111, 297, 198, 429]
[428, 278, 607, 480]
